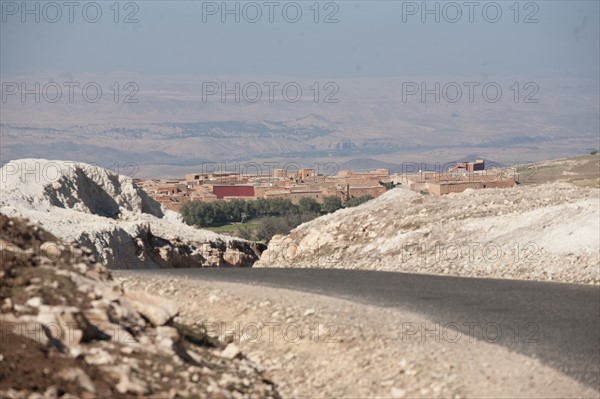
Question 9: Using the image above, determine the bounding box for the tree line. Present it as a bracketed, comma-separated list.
[180, 195, 374, 242]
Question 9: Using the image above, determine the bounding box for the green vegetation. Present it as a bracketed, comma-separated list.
[205, 219, 260, 233]
[181, 198, 296, 227]
[321, 196, 343, 213]
[238, 213, 318, 242]
[344, 195, 374, 207]
[298, 197, 322, 214]
[181, 194, 376, 242]
[379, 181, 398, 190]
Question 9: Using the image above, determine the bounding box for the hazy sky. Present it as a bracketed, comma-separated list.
[1, 1, 599, 79]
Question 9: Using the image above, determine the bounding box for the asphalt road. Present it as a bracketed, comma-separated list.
[120, 268, 600, 390]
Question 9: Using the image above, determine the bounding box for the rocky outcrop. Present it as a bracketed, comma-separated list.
[256, 183, 600, 284]
[0, 214, 280, 398]
[0, 159, 264, 269]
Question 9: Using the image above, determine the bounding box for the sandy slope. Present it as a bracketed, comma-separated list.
[257, 183, 600, 284]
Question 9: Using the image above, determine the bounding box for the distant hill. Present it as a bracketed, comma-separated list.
[338, 158, 400, 172]
[0, 141, 181, 170]
[516, 154, 600, 187]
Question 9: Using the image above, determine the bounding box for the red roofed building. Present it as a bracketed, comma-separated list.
[211, 185, 255, 199]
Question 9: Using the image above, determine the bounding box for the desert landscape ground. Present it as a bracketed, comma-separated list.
[0, 155, 598, 397]
[2, 1, 599, 397]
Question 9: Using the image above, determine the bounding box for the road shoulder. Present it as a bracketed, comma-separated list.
[117, 272, 598, 398]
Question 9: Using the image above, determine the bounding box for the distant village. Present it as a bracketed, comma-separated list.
[134, 160, 516, 212]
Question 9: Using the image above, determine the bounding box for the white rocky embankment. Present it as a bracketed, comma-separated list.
[0, 159, 263, 269]
[257, 183, 600, 284]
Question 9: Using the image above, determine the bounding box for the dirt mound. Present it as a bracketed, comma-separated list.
[256, 183, 600, 284]
[518, 154, 600, 187]
[0, 159, 264, 269]
[0, 214, 279, 398]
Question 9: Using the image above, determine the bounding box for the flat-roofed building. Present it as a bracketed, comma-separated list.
[427, 178, 515, 195]
[211, 185, 255, 199]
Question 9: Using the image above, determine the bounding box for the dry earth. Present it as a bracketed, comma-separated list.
[118, 273, 599, 399]
[2, 155, 599, 398]
[518, 154, 600, 187]
[257, 182, 600, 285]
[0, 214, 279, 398]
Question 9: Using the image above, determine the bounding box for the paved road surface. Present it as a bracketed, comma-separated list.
[119, 268, 600, 389]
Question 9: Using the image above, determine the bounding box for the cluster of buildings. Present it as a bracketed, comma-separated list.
[396, 160, 516, 196]
[135, 160, 516, 212]
[135, 167, 389, 212]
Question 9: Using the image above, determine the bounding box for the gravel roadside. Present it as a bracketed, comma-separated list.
[117, 273, 599, 398]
